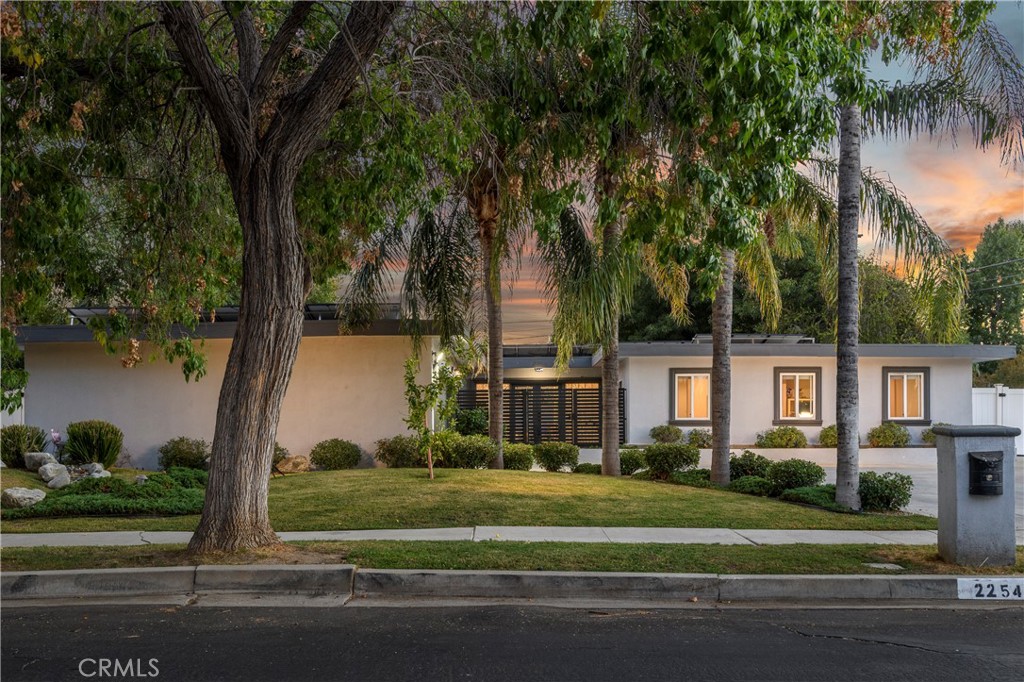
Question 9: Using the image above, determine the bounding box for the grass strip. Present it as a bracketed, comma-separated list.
[2, 542, 1021, 575]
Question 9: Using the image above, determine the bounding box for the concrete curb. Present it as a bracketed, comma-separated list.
[3, 565, 1019, 603]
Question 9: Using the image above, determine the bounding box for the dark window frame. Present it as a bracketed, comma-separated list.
[669, 368, 712, 427]
[882, 366, 931, 426]
[773, 366, 823, 426]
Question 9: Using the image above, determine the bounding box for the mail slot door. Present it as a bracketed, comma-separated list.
[968, 451, 1003, 496]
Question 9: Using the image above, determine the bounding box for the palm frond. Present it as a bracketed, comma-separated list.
[340, 221, 408, 330]
[642, 243, 691, 324]
[735, 232, 781, 331]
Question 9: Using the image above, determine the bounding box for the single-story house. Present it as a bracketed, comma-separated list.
[15, 306, 438, 469]
[458, 335, 1017, 448]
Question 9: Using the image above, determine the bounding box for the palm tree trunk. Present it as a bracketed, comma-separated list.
[836, 102, 862, 511]
[710, 249, 735, 486]
[598, 158, 622, 476]
[481, 231, 504, 469]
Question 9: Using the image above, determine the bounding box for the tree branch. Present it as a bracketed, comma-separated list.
[268, 1, 400, 160]
[159, 2, 249, 162]
[251, 1, 314, 107]
[227, 3, 260, 94]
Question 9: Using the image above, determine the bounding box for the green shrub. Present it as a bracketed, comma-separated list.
[447, 434, 496, 469]
[158, 437, 209, 471]
[755, 426, 808, 448]
[572, 462, 603, 475]
[502, 443, 534, 471]
[858, 471, 914, 511]
[818, 424, 838, 448]
[1, 425, 46, 468]
[619, 448, 645, 476]
[375, 435, 423, 468]
[165, 466, 208, 489]
[729, 450, 772, 479]
[767, 458, 825, 495]
[728, 475, 773, 496]
[649, 425, 683, 443]
[425, 430, 460, 467]
[920, 423, 950, 445]
[453, 408, 488, 436]
[643, 443, 700, 480]
[273, 442, 289, 468]
[533, 442, 580, 472]
[778, 484, 848, 512]
[64, 420, 124, 468]
[669, 468, 713, 488]
[867, 422, 910, 448]
[687, 428, 713, 448]
[630, 469, 653, 480]
[309, 438, 362, 470]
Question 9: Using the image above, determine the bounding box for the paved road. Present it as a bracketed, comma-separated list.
[3, 604, 1022, 681]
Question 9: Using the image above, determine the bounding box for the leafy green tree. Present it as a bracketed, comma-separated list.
[967, 218, 1024, 348]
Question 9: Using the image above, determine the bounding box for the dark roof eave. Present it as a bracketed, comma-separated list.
[602, 342, 1016, 363]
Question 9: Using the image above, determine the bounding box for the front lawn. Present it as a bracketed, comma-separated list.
[1, 468, 938, 534]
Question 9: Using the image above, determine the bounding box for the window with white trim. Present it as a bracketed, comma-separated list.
[779, 372, 816, 420]
[672, 371, 710, 422]
[887, 370, 926, 420]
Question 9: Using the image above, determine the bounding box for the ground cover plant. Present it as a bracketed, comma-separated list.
[0, 469, 937, 534]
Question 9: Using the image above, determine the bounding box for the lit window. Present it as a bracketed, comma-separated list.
[779, 372, 816, 420]
[884, 368, 929, 422]
[672, 371, 710, 421]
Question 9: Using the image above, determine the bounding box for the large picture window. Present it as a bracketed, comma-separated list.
[773, 367, 823, 425]
[883, 367, 930, 424]
[670, 369, 711, 425]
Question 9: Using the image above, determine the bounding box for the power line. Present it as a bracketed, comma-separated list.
[972, 280, 1024, 294]
[967, 257, 1024, 273]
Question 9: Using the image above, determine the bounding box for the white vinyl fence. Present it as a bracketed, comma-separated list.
[1, 402, 24, 428]
[973, 385, 1024, 454]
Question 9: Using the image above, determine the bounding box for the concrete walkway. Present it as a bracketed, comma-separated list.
[0, 527, 966, 548]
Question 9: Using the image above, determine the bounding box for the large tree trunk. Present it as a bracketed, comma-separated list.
[835, 103, 862, 511]
[190, 163, 309, 553]
[710, 249, 735, 486]
[601, 322, 621, 476]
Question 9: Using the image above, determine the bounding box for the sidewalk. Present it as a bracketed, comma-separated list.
[0, 526, 959, 548]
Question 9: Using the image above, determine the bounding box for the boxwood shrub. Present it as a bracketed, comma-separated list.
[755, 426, 808, 448]
[686, 428, 713, 448]
[729, 450, 771, 479]
[867, 422, 911, 448]
[533, 442, 580, 472]
[728, 475, 772, 497]
[648, 425, 683, 443]
[644, 443, 700, 480]
[310, 438, 362, 470]
[447, 434, 496, 469]
[65, 420, 124, 468]
[619, 448, 645, 476]
[375, 435, 423, 468]
[767, 458, 825, 495]
[859, 471, 914, 511]
[1, 424, 46, 468]
[453, 408, 488, 436]
[572, 462, 603, 475]
[818, 424, 838, 448]
[158, 437, 209, 471]
[920, 423, 950, 445]
[502, 443, 534, 471]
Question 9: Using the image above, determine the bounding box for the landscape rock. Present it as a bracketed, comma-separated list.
[46, 470, 71, 489]
[1, 487, 46, 509]
[89, 470, 112, 478]
[23, 452, 57, 472]
[135, 475, 149, 484]
[81, 463, 106, 475]
[38, 462, 69, 483]
[277, 455, 311, 474]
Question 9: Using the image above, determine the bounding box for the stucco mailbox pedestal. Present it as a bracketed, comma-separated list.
[932, 425, 1019, 567]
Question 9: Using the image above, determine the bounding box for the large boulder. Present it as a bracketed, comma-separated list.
[1, 487, 46, 509]
[276, 455, 311, 474]
[23, 452, 57, 472]
[38, 462, 69, 483]
[46, 470, 71, 489]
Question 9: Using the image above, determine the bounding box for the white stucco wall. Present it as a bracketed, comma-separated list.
[624, 355, 974, 446]
[23, 335, 434, 470]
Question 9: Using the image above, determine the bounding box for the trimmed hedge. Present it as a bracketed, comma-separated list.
[158, 437, 209, 471]
[310, 438, 362, 470]
[649, 425, 683, 443]
[728, 475, 772, 497]
[867, 422, 910, 448]
[375, 435, 422, 468]
[767, 458, 825, 495]
[619, 449, 645, 476]
[686, 428, 713, 449]
[447, 434, 496, 469]
[65, 420, 124, 468]
[572, 462, 603, 475]
[669, 468, 713, 488]
[818, 424, 838, 448]
[755, 426, 808, 448]
[643, 443, 700, 480]
[1, 425, 46, 468]
[859, 471, 914, 511]
[729, 450, 771, 479]
[778, 485, 848, 513]
[502, 443, 534, 471]
[533, 442, 580, 472]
